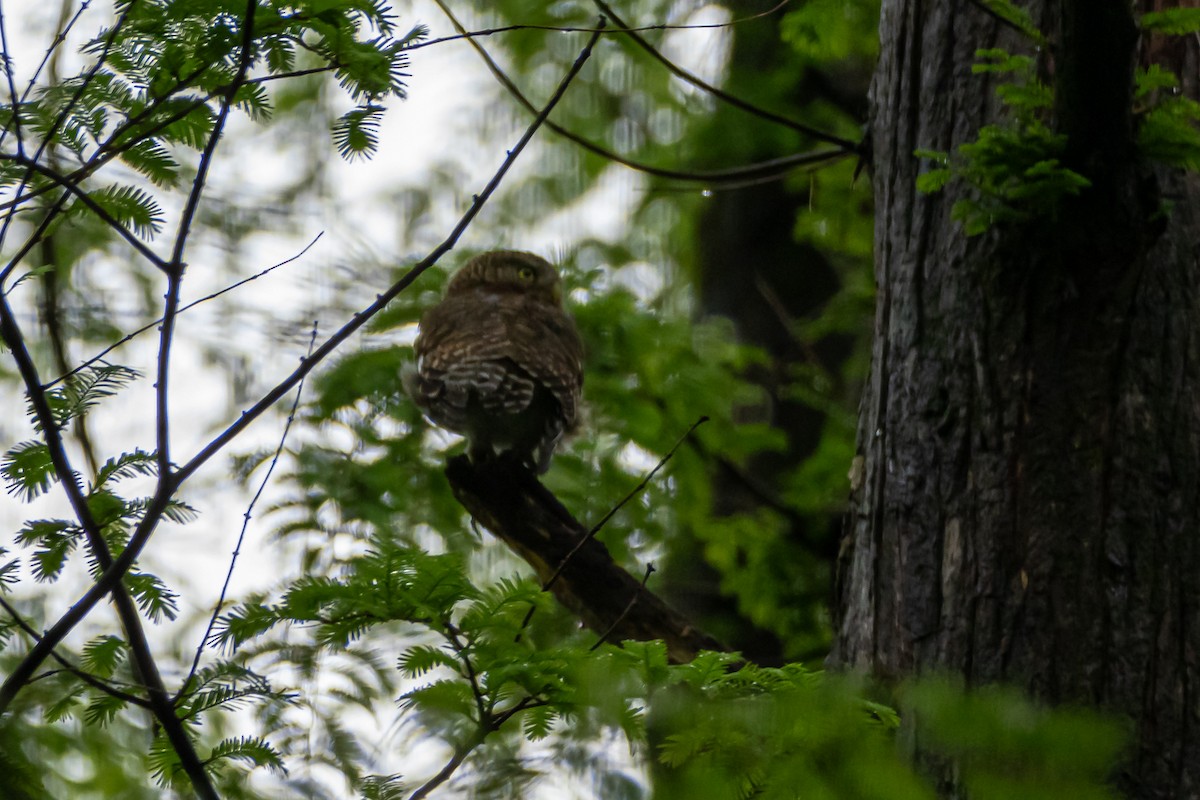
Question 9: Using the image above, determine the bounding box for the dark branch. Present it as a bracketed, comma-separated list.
[405, 2, 794, 52]
[0, 283, 218, 800]
[594, 0, 859, 150]
[446, 455, 727, 664]
[178, 321, 318, 700]
[0, 153, 169, 270]
[544, 416, 707, 593]
[46, 233, 324, 388]
[433, 1, 848, 185]
[0, 595, 151, 708]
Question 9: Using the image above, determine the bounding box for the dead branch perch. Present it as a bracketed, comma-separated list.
[445, 455, 727, 664]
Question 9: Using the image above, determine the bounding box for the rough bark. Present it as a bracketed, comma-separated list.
[831, 1, 1200, 797]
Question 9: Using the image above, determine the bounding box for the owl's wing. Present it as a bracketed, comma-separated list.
[413, 296, 541, 419]
[499, 301, 584, 428]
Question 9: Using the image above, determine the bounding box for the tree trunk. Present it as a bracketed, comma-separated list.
[830, 2, 1200, 797]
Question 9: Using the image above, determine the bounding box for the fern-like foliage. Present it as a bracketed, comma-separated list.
[93, 449, 159, 490]
[2, 440, 57, 501]
[333, 104, 385, 160]
[123, 571, 180, 622]
[33, 364, 141, 432]
[360, 774, 406, 800]
[1136, 65, 1200, 170]
[80, 634, 129, 678]
[16, 518, 82, 582]
[916, 49, 1090, 235]
[1140, 7, 1200, 34]
[177, 660, 293, 721]
[206, 735, 286, 774]
[76, 185, 166, 238]
[0, 547, 20, 590]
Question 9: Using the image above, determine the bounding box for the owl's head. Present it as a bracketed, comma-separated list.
[446, 251, 564, 304]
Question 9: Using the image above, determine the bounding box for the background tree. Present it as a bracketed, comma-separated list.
[830, 0, 1200, 797]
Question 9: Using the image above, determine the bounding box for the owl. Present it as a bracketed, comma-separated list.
[403, 250, 584, 473]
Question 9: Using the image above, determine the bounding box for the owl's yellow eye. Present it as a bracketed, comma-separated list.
[518, 266, 537, 282]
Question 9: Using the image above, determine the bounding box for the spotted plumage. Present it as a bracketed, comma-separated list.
[403, 251, 584, 472]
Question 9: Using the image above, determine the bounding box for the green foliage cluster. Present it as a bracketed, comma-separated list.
[1136, 65, 1200, 170]
[917, 8, 1200, 235]
[916, 50, 1090, 236]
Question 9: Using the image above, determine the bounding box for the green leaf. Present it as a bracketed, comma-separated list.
[16, 518, 81, 582]
[971, 1, 1047, 45]
[1135, 65, 1180, 98]
[94, 449, 159, 489]
[233, 83, 273, 122]
[81, 635, 128, 678]
[780, 0, 880, 62]
[1138, 87, 1200, 170]
[8, 264, 55, 291]
[44, 685, 86, 722]
[521, 704, 557, 740]
[206, 735, 286, 774]
[332, 104, 385, 160]
[398, 643, 457, 677]
[40, 364, 141, 429]
[212, 599, 281, 648]
[0, 549, 19, 589]
[916, 167, 952, 193]
[400, 678, 476, 719]
[971, 49, 1036, 77]
[120, 139, 179, 186]
[83, 691, 128, 727]
[81, 185, 165, 239]
[360, 775, 406, 800]
[1141, 8, 1200, 34]
[124, 571, 179, 621]
[86, 489, 129, 527]
[2, 441, 57, 501]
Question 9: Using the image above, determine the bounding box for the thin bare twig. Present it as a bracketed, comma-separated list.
[444, 623, 491, 724]
[590, 563, 655, 651]
[515, 416, 708, 639]
[543, 416, 708, 593]
[16, 0, 92, 110]
[594, 0, 859, 150]
[406, 696, 546, 800]
[0, 594, 151, 707]
[434, 1, 845, 186]
[45, 232, 324, 388]
[405, 2, 794, 52]
[177, 321, 319, 700]
[0, 5, 26, 157]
